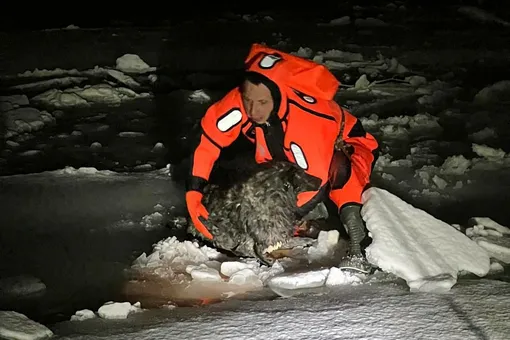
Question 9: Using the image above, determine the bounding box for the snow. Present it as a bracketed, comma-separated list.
[54, 280, 510, 340]
[97, 301, 142, 320]
[118, 131, 146, 138]
[355, 17, 388, 28]
[326, 267, 364, 286]
[327, 16, 350, 26]
[226, 268, 262, 287]
[70, 310, 96, 322]
[0, 96, 56, 139]
[0, 275, 46, 298]
[188, 89, 211, 103]
[472, 144, 507, 161]
[0, 94, 30, 109]
[268, 269, 330, 290]
[31, 84, 151, 109]
[129, 235, 280, 299]
[474, 80, 510, 104]
[467, 218, 510, 264]
[315, 50, 408, 76]
[187, 265, 224, 282]
[132, 236, 223, 272]
[476, 241, 510, 264]
[220, 261, 260, 277]
[10, 65, 156, 94]
[106, 69, 142, 88]
[151, 142, 166, 153]
[2, 56, 156, 112]
[130, 227, 351, 300]
[69, 302, 143, 322]
[115, 54, 156, 74]
[470, 127, 498, 143]
[471, 217, 510, 236]
[306, 229, 340, 261]
[0, 311, 53, 340]
[458, 6, 510, 27]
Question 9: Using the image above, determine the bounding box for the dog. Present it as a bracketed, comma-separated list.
[187, 161, 330, 265]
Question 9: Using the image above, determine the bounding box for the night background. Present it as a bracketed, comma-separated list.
[0, 1, 509, 339]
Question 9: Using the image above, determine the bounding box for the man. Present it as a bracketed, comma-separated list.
[185, 43, 379, 270]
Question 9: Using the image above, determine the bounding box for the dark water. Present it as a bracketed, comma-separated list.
[0, 227, 171, 325]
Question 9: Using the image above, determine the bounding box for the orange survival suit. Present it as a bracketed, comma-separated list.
[186, 44, 379, 240]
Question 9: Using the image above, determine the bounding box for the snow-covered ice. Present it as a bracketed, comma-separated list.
[54, 279, 510, 340]
[0, 311, 53, 340]
[131, 236, 223, 273]
[70, 310, 96, 322]
[306, 229, 340, 261]
[467, 217, 510, 264]
[70, 302, 143, 322]
[188, 89, 211, 103]
[270, 269, 330, 290]
[127, 235, 279, 302]
[1, 95, 56, 139]
[115, 54, 156, 74]
[31, 84, 151, 108]
[326, 16, 350, 26]
[471, 217, 510, 236]
[0, 275, 46, 298]
[458, 6, 510, 27]
[187, 265, 224, 282]
[362, 187, 490, 292]
[325, 267, 364, 286]
[97, 301, 142, 320]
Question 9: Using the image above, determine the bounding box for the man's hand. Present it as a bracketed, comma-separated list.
[185, 191, 213, 240]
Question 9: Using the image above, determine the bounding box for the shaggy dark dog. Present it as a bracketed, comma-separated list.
[187, 161, 329, 264]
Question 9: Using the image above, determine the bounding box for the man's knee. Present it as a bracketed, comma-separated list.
[328, 181, 364, 212]
[328, 150, 351, 190]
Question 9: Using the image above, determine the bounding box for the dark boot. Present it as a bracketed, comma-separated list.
[338, 204, 372, 273]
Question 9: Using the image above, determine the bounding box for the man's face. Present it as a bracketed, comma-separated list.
[242, 80, 274, 124]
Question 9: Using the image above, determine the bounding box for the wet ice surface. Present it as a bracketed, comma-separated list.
[53, 279, 510, 340]
[1, 2, 510, 338]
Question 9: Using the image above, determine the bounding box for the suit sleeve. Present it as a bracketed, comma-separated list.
[340, 107, 379, 186]
[188, 103, 243, 192]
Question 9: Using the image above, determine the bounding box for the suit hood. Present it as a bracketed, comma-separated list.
[244, 43, 340, 101]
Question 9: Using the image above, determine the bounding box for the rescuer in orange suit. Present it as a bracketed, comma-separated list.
[186, 43, 379, 270]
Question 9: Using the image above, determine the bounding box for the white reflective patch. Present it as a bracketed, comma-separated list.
[290, 143, 308, 169]
[293, 89, 316, 104]
[217, 109, 242, 132]
[259, 54, 281, 68]
[303, 95, 316, 103]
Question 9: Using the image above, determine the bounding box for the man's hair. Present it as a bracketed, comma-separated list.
[243, 71, 269, 86]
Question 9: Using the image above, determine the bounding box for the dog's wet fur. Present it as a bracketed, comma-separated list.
[187, 161, 329, 264]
